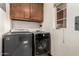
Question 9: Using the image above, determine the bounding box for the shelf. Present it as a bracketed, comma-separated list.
[55, 3, 66, 29]
[57, 18, 66, 22]
[57, 7, 66, 13]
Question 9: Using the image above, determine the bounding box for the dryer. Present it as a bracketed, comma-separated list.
[33, 32, 51, 56]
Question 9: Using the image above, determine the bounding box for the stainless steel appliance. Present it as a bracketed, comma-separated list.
[33, 32, 51, 56]
[2, 31, 51, 56]
[2, 32, 33, 56]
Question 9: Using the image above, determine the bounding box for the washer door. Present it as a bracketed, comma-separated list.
[12, 34, 32, 56]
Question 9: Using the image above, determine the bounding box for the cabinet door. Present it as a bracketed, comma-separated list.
[21, 3, 30, 20]
[30, 3, 43, 22]
[10, 3, 24, 20]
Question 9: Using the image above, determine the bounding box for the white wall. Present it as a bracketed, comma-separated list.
[12, 20, 41, 29]
[5, 3, 11, 32]
[67, 3, 79, 31]
[63, 3, 79, 56]
[42, 3, 55, 55]
[42, 3, 56, 31]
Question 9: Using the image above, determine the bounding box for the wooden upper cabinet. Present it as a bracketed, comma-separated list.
[30, 3, 43, 22]
[10, 3, 24, 20]
[21, 3, 30, 19]
[10, 3, 43, 22]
